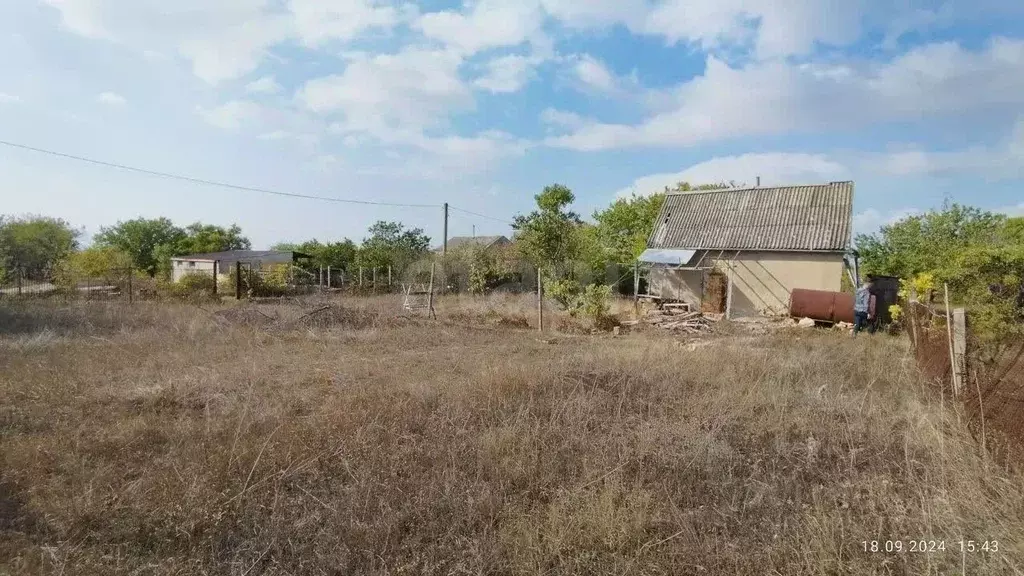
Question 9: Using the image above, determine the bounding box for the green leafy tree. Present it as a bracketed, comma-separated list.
[272, 239, 358, 271]
[855, 204, 1007, 279]
[54, 246, 134, 287]
[0, 215, 81, 280]
[178, 223, 250, 254]
[94, 218, 187, 277]
[512, 184, 583, 275]
[357, 221, 431, 275]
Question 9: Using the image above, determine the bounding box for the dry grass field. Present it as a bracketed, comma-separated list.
[1, 295, 1023, 575]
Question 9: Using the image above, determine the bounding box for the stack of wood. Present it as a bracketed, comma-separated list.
[642, 303, 715, 333]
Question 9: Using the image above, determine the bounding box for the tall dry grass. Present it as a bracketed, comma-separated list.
[0, 297, 1022, 575]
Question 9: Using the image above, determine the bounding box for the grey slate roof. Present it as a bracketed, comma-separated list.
[648, 181, 854, 252]
[170, 250, 310, 264]
[440, 235, 510, 251]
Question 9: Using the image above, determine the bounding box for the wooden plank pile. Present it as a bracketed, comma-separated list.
[641, 303, 715, 333]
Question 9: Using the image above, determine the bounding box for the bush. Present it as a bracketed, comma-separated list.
[544, 278, 582, 311]
[165, 273, 218, 302]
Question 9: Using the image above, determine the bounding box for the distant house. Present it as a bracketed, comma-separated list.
[170, 250, 311, 282]
[640, 181, 854, 318]
[437, 235, 511, 253]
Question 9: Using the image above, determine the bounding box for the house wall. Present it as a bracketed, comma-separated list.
[648, 251, 845, 318]
[171, 260, 216, 283]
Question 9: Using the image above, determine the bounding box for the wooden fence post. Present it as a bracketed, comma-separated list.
[427, 262, 436, 319]
[212, 262, 218, 295]
[235, 262, 242, 299]
[633, 261, 640, 318]
[127, 270, 133, 304]
[359, 267, 363, 286]
[373, 267, 378, 294]
[537, 268, 543, 332]
[953, 307, 967, 397]
[388, 265, 392, 288]
[327, 266, 331, 289]
[17, 266, 22, 297]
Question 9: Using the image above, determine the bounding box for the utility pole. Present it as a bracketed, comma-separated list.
[442, 202, 449, 256]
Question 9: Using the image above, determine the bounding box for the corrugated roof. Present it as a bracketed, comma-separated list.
[171, 250, 310, 263]
[648, 181, 854, 252]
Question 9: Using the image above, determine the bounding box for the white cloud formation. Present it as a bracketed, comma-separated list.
[96, 91, 126, 105]
[298, 48, 471, 137]
[540, 108, 584, 129]
[415, 0, 544, 56]
[197, 100, 262, 130]
[549, 38, 1024, 151]
[473, 54, 537, 93]
[613, 153, 851, 198]
[571, 54, 616, 92]
[0, 92, 20, 104]
[853, 208, 922, 235]
[245, 75, 282, 94]
[871, 119, 1024, 180]
[288, 0, 403, 47]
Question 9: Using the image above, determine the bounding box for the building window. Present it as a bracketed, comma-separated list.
[188, 262, 196, 268]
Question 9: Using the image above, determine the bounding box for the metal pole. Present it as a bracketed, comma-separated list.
[388, 265, 392, 287]
[359, 267, 363, 286]
[442, 202, 449, 256]
[327, 266, 331, 289]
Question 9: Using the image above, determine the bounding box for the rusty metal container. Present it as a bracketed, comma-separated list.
[790, 288, 867, 324]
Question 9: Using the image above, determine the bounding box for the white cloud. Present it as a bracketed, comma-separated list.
[288, 0, 403, 47]
[197, 100, 262, 130]
[998, 203, 1024, 217]
[539, 0, 647, 28]
[613, 153, 851, 198]
[245, 75, 282, 94]
[571, 54, 616, 92]
[257, 130, 290, 140]
[641, 0, 866, 59]
[298, 48, 471, 137]
[0, 92, 20, 104]
[415, 0, 544, 56]
[96, 91, 126, 105]
[473, 54, 537, 93]
[549, 38, 1024, 151]
[853, 208, 922, 235]
[42, 0, 293, 84]
[871, 118, 1024, 180]
[540, 108, 584, 128]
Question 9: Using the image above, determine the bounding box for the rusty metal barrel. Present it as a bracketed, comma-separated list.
[790, 288, 857, 324]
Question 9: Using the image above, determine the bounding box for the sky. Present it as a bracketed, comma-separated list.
[1, 0, 1023, 249]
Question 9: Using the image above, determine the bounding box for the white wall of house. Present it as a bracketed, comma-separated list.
[171, 260, 217, 283]
[649, 251, 845, 318]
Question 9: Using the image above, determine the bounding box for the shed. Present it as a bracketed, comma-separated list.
[170, 250, 311, 282]
[640, 181, 854, 318]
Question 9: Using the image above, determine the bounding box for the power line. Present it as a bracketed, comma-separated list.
[448, 205, 514, 225]
[0, 139, 440, 209]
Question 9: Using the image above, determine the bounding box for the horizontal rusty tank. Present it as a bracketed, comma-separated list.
[790, 288, 873, 324]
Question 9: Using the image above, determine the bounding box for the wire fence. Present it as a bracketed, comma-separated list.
[906, 300, 1024, 459]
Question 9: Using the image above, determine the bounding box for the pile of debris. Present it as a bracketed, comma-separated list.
[636, 303, 716, 333]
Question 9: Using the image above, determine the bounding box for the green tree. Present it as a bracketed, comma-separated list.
[273, 239, 358, 271]
[94, 218, 187, 277]
[0, 215, 81, 280]
[593, 194, 666, 264]
[512, 184, 583, 275]
[855, 204, 1007, 279]
[54, 246, 134, 287]
[356, 221, 431, 274]
[178, 223, 250, 254]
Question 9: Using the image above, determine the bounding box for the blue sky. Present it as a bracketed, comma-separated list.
[1, 0, 1023, 248]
